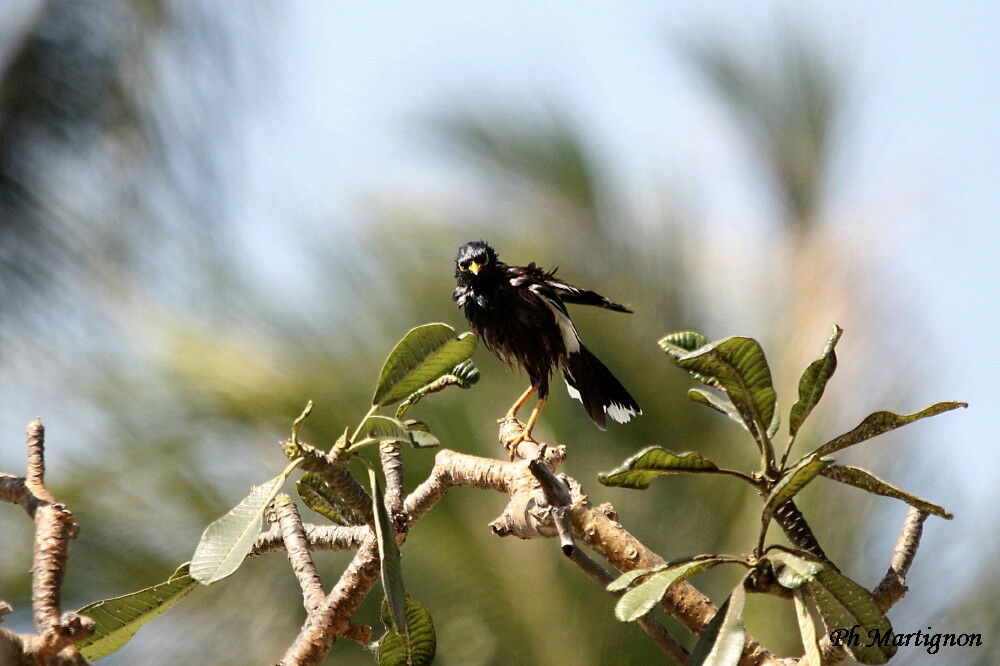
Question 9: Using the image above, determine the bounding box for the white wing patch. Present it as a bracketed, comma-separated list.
[607, 402, 641, 424]
[531, 285, 580, 353]
[563, 378, 582, 403]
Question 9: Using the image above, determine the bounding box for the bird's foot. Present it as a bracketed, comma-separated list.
[498, 417, 536, 460]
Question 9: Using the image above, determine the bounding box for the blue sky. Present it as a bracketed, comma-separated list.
[236, 0, 997, 489]
[228, 5, 999, 648]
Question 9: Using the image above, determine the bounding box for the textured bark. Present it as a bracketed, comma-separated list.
[773, 500, 828, 560]
[272, 494, 326, 616]
[280, 539, 380, 665]
[282, 439, 374, 524]
[0, 420, 93, 665]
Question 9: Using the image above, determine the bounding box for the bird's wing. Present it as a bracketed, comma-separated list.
[525, 282, 581, 354]
[544, 279, 632, 313]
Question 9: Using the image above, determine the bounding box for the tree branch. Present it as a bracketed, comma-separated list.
[872, 507, 927, 611]
[271, 494, 326, 616]
[0, 420, 94, 665]
[814, 507, 930, 664]
[379, 440, 406, 531]
[266, 422, 933, 666]
[282, 438, 374, 524]
[250, 524, 369, 557]
[280, 539, 380, 665]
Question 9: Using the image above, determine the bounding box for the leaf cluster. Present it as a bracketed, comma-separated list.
[600, 325, 964, 664]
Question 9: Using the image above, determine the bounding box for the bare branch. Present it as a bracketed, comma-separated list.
[280, 539, 380, 665]
[0, 420, 93, 665]
[873, 507, 927, 611]
[402, 424, 781, 666]
[250, 524, 369, 557]
[815, 507, 930, 665]
[379, 440, 406, 530]
[272, 495, 326, 616]
[528, 460, 575, 556]
[25, 419, 55, 504]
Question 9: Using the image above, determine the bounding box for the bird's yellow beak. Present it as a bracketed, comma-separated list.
[468, 261, 481, 275]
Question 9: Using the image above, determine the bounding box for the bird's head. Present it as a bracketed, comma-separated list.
[455, 240, 498, 281]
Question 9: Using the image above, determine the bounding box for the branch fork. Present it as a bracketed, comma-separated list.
[0, 420, 94, 665]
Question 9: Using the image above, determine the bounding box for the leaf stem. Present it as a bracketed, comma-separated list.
[779, 434, 797, 470]
[755, 518, 769, 558]
[345, 437, 378, 454]
[715, 468, 763, 487]
[342, 405, 379, 452]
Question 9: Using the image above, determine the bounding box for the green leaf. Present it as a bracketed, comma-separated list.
[190, 465, 296, 584]
[806, 567, 896, 664]
[767, 405, 780, 441]
[75, 563, 196, 660]
[765, 547, 824, 589]
[614, 557, 733, 622]
[790, 325, 842, 437]
[407, 430, 440, 448]
[658, 331, 708, 358]
[361, 415, 412, 442]
[373, 323, 477, 407]
[296, 473, 359, 525]
[688, 389, 751, 433]
[401, 420, 440, 448]
[821, 465, 952, 519]
[675, 337, 776, 444]
[688, 579, 747, 666]
[761, 455, 832, 525]
[606, 567, 659, 592]
[394, 360, 482, 419]
[659, 331, 721, 388]
[450, 359, 480, 387]
[377, 596, 437, 666]
[370, 467, 407, 635]
[812, 402, 967, 457]
[598, 446, 721, 489]
[793, 589, 823, 666]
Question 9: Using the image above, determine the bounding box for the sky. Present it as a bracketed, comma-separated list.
[227, 4, 1000, 651]
[1, 1, 996, 660]
[232, 0, 998, 497]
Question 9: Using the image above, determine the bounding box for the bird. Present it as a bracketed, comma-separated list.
[452, 240, 640, 453]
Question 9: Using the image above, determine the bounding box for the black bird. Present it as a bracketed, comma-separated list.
[453, 240, 640, 448]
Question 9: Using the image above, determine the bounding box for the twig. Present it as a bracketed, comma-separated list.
[281, 438, 374, 524]
[872, 507, 927, 611]
[250, 524, 369, 557]
[527, 460, 575, 556]
[772, 500, 827, 561]
[815, 507, 930, 665]
[0, 420, 94, 665]
[272, 495, 326, 616]
[410, 438, 778, 666]
[379, 440, 406, 530]
[25, 419, 55, 504]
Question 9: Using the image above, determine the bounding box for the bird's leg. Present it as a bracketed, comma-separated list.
[508, 396, 547, 461]
[521, 396, 546, 442]
[503, 384, 537, 421]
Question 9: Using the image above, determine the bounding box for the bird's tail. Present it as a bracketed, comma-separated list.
[562, 345, 641, 430]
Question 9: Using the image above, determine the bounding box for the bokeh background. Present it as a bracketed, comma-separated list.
[1, 1, 996, 664]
